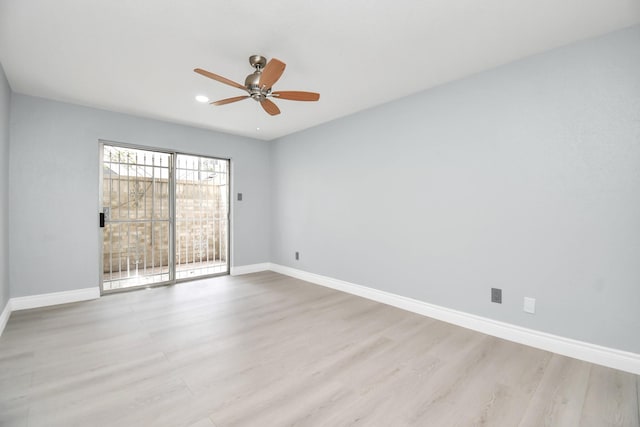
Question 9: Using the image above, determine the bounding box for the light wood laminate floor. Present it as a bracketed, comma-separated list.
[1, 271, 638, 426]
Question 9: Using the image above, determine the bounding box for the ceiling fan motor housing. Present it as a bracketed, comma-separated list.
[245, 70, 271, 101]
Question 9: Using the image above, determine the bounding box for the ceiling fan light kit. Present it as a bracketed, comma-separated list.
[194, 55, 320, 116]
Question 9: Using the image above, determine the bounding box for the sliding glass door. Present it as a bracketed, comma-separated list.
[99, 143, 229, 293]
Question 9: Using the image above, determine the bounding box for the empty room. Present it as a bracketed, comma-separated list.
[1, 1, 639, 426]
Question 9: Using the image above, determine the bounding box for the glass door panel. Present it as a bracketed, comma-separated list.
[175, 154, 229, 279]
[101, 145, 172, 291]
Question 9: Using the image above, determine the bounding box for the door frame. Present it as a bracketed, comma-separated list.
[98, 139, 231, 295]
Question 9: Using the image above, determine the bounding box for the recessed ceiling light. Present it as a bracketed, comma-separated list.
[195, 95, 209, 103]
[256, 127, 260, 131]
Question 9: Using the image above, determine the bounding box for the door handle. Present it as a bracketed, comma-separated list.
[99, 212, 105, 228]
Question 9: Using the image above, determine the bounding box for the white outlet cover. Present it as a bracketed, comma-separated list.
[524, 297, 536, 314]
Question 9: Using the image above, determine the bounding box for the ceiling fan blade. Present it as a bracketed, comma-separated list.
[194, 68, 247, 91]
[260, 98, 281, 116]
[211, 95, 250, 106]
[272, 91, 320, 101]
[259, 59, 286, 89]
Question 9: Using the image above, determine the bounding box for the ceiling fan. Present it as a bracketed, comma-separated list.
[194, 55, 320, 116]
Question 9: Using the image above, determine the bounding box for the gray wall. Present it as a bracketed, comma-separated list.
[271, 26, 640, 353]
[10, 95, 270, 297]
[0, 63, 10, 311]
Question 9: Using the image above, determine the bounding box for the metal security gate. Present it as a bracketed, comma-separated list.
[99, 143, 229, 293]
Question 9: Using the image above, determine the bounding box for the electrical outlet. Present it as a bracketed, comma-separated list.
[295, 251, 299, 260]
[491, 288, 502, 304]
[524, 297, 536, 314]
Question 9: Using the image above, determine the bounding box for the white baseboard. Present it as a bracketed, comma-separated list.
[230, 263, 271, 276]
[0, 300, 11, 336]
[269, 263, 640, 375]
[10, 287, 100, 311]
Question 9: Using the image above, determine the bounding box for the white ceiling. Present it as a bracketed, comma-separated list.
[1, 1, 639, 141]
